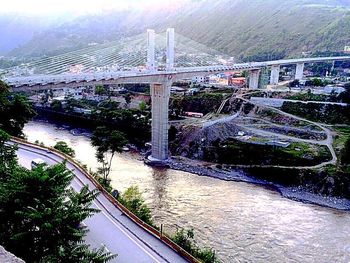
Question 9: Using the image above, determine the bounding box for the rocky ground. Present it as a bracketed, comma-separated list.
[166, 156, 350, 211]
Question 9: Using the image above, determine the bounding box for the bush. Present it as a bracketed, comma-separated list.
[172, 228, 221, 263]
[118, 186, 154, 226]
[341, 136, 350, 165]
[54, 141, 75, 157]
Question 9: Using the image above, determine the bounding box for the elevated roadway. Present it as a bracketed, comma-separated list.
[5, 56, 350, 91]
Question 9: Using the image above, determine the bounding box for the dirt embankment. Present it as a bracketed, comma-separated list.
[172, 121, 241, 159]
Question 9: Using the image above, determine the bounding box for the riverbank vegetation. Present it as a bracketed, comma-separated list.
[116, 185, 221, 263]
[54, 141, 76, 157]
[91, 126, 128, 189]
[198, 139, 331, 166]
[0, 130, 115, 262]
[37, 97, 151, 147]
[0, 80, 36, 137]
[118, 186, 154, 226]
[172, 228, 221, 263]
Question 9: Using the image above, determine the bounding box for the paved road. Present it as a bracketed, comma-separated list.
[16, 143, 188, 263]
[237, 92, 338, 168]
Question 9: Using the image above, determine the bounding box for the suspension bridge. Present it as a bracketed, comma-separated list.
[2, 28, 350, 163]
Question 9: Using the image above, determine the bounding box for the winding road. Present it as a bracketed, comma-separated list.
[15, 142, 188, 263]
[201, 90, 338, 169]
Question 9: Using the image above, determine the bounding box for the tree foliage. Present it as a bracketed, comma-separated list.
[341, 136, 350, 165]
[91, 126, 128, 182]
[95, 86, 107, 96]
[0, 132, 115, 262]
[54, 141, 76, 157]
[0, 80, 36, 137]
[0, 129, 18, 180]
[170, 93, 223, 116]
[118, 186, 154, 226]
[172, 228, 220, 263]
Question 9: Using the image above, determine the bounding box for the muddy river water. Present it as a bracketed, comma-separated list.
[23, 120, 350, 262]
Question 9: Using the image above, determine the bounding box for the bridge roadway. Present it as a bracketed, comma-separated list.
[15, 142, 189, 263]
[5, 56, 350, 91]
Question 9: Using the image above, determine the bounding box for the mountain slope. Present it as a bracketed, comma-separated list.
[6, 0, 350, 60]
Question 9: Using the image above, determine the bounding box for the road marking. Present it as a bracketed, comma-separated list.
[74, 178, 163, 263]
[17, 145, 164, 263]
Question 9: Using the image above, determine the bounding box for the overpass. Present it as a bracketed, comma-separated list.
[3, 29, 350, 163]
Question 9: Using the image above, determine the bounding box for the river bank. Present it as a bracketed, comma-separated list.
[23, 118, 350, 262]
[165, 156, 350, 211]
[32, 116, 350, 211]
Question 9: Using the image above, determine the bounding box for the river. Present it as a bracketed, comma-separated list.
[23, 120, 350, 262]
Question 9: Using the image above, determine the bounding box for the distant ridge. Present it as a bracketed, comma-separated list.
[3, 0, 350, 61]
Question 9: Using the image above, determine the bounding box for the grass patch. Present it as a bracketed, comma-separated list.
[332, 126, 350, 157]
[206, 139, 331, 166]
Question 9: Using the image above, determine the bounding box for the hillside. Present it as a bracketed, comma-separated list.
[0, 14, 75, 56]
[5, 0, 350, 61]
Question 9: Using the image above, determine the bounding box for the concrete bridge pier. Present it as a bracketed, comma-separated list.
[149, 82, 171, 162]
[269, 65, 280, 85]
[249, 69, 260, 89]
[295, 63, 305, 80]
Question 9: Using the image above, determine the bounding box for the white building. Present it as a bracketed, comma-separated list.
[192, 76, 206, 83]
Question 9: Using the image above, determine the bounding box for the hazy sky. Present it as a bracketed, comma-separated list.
[0, 0, 185, 15]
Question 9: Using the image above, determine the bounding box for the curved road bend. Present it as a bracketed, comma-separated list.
[15, 143, 188, 263]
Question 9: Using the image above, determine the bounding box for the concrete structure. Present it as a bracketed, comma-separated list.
[4, 29, 350, 162]
[147, 29, 156, 71]
[295, 63, 305, 80]
[270, 65, 280, 85]
[150, 83, 171, 161]
[249, 69, 260, 89]
[166, 28, 175, 71]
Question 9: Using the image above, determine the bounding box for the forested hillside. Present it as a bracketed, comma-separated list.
[4, 0, 350, 61]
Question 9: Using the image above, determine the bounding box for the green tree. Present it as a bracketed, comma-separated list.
[172, 228, 220, 263]
[95, 86, 106, 96]
[341, 136, 350, 165]
[0, 129, 18, 180]
[0, 80, 36, 137]
[311, 78, 324, 87]
[118, 186, 153, 226]
[91, 126, 128, 184]
[0, 135, 115, 262]
[54, 141, 76, 157]
[51, 99, 63, 111]
[139, 101, 147, 112]
[0, 79, 9, 93]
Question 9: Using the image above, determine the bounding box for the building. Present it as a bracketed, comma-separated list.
[192, 76, 206, 83]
